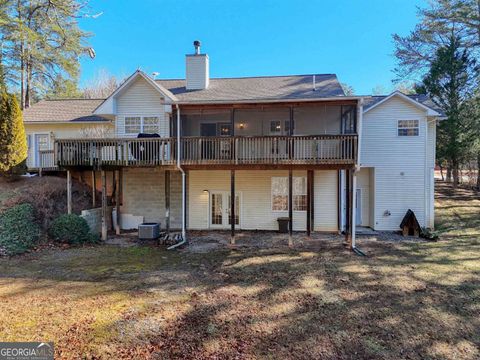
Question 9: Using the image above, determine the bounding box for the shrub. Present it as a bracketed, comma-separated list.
[49, 214, 98, 245]
[0, 203, 40, 255]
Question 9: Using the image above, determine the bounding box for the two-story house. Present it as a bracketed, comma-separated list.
[23, 42, 443, 250]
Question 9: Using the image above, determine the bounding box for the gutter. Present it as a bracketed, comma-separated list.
[167, 104, 187, 250]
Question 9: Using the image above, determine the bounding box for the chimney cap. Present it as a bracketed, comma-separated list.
[193, 40, 201, 55]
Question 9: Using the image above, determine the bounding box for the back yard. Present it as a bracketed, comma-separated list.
[0, 181, 478, 359]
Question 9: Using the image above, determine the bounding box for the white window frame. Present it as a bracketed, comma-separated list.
[124, 115, 160, 134]
[271, 176, 307, 212]
[397, 119, 419, 137]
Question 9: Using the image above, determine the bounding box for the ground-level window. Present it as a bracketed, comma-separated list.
[271, 177, 307, 211]
[125, 116, 159, 134]
[398, 120, 419, 136]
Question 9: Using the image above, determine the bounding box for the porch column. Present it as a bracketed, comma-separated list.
[67, 170, 72, 214]
[92, 170, 96, 208]
[115, 169, 120, 235]
[101, 170, 107, 241]
[288, 169, 293, 247]
[306, 169, 313, 237]
[165, 170, 170, 234]
[337, 170, 341, 233]
[181, 170, 187, 242]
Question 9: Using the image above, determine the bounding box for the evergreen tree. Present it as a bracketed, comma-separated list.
[0, 91, 27, 174]
[0, 0, 95, 108]
[422, 35, 479, 187]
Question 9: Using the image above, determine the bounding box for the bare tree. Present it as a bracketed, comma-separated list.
[82, 69, 119, 99]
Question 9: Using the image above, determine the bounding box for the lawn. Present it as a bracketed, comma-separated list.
[0, 182, 478, 359]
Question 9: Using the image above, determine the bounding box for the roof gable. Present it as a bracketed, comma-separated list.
[363, 91, 442, 117]
[94, 70, 178, 115]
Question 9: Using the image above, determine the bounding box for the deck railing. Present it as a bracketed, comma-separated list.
[55, 135, 357, 167]
[56, 138, 177, 167]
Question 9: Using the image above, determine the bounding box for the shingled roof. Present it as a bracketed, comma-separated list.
[23, 99, 108, 123]
[156, 74, 345, 103]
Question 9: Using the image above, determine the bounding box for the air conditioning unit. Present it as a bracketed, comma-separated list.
[138, 222, 160, 239]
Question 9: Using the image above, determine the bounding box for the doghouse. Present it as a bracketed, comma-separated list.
[400, 209, 421, 237]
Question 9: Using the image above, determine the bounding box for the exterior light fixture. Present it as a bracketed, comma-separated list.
[239, 123, 245, 129]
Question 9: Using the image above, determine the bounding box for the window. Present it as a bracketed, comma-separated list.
[125, 117, 141, 134]
[271, 177, 307, 211]
[270, 120, 281, 133]
[398, 120, 419, 136]
[124, 116, 159, 134]
[272, 177, 288, 211]
[284, 120, 294, 134]
[143, 116, 159, 133]
[218, 123, 232, 136]
[293, 177, 307, 211]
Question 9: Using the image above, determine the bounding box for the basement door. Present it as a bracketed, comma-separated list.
[210, 191, 240, 229]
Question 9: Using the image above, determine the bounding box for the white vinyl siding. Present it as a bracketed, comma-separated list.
[188, 170, 338, 231]
[115, 77, 169, 138]
[361, 96, 429, 230]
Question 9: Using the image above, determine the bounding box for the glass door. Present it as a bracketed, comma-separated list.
[210, 192, 240, 228]
[34, 134, 50, 167]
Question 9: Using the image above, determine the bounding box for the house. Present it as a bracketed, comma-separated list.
[22, 41, 443, 249]
[23, 99, 113, 171]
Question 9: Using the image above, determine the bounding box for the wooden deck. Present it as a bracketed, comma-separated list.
[55, 135, 358, 169]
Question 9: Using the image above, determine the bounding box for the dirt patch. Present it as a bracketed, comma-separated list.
[0, 175, 92, 230]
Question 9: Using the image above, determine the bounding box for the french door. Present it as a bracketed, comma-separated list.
[210, 191, 240, 228]
[34, 134, 50, 167]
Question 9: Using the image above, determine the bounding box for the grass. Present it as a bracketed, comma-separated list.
[0, 182, 479, 359]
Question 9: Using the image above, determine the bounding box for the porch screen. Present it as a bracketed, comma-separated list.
[271, 177, 307, 211]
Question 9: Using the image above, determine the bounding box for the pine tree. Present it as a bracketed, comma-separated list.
[0, 0, 94, 108]
[0, 91, 27, 174]
[423, 35, 479, 187]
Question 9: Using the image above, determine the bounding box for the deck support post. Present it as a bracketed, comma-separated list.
[181, 170, 187, 242]
[288, 169, 293, 247]
[230, 169, 235, 245]
[92, 170, 96, 208]
[67, 170, 72, 214]
[115, 169, 121, 235]
[306, 170, 313, 237]
[165, 170, 170, 234]
[101, 169, 107, 241]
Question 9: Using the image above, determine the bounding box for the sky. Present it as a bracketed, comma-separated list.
[78, 0, 426, 95]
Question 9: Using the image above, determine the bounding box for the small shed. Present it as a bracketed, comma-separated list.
[400, 209, 421, 237]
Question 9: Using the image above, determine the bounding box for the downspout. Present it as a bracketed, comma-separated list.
[168, 104, 187, 250]
[352, 98, 366, 256]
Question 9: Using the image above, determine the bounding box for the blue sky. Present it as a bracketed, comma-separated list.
[79, 0, 426, 95]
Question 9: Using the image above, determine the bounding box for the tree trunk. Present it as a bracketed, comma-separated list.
[446, 166, 452, 183]
[24, 60, 30, 108]
[452, 159, 459, 188]
[439, 164, 444, 181]
[477, 153, 480, 190]
[20, 47, 24, 110]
